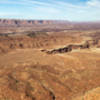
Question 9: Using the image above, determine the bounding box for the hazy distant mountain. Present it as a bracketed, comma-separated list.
[0, 19, 100, 31]
[0, 19, 70, 26]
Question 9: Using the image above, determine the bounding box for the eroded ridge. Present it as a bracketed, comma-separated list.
[42, 39, 99, 54]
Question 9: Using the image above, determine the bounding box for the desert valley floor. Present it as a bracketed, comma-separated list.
[0, 20, 100, 100]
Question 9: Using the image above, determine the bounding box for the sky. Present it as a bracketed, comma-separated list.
[0, 0, 100, 21]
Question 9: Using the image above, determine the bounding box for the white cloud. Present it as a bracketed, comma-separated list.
[22, 0, 51, 6]
[87, 0, 100, 7]
[0, 0, 53, 7]
[35, 7, 60, 14]
[0, 12, 20, 16]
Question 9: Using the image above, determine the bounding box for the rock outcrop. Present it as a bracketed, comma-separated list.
[43, 39, 99, 54]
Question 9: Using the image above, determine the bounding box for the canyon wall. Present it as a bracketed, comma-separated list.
[0, 19, 70, 26]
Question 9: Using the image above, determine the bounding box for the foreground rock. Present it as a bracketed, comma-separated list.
[0, 49, 100, 100]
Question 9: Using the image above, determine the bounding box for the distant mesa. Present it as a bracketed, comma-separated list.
[0, 19, 70, 26]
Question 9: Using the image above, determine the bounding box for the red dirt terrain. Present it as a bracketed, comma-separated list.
[0, 19, 100, 100]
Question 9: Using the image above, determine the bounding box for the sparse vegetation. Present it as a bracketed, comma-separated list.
[27, 31, 47, 37]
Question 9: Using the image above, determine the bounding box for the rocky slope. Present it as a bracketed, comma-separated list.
[0, 31, 82, 54]
[0, 23, 100, 100]
[0, 48, 100, 100]
[43, 39, 99, 54]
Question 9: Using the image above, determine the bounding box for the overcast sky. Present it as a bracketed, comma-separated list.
[0, 0, 100, 21]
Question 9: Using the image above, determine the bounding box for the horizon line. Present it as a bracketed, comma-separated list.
[0, 18, 100, 23]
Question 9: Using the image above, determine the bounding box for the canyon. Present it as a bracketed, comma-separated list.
[0, 19, 100, 100]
